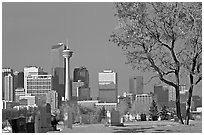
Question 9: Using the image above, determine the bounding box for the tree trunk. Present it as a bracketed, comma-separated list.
[175, 86, 184, 124]
[185, 74, 194, 125]
[175, 71, 184, 124]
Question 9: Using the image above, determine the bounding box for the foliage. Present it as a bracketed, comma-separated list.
[130, 99, 151, 115]
[98, 106, 106, 122]
[2, 107, 38, 122]
[149, 100, 158, 121]
[118, 100, 129, 116]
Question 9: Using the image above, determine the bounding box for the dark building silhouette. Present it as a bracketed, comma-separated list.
[73, 67, 89, 87]
[17, 72, 24, 88]
[51, 43, 66, 106]
[129, 76, 143, 95]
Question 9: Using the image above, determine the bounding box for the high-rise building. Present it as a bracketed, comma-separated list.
[73, 67, 89, 87]
[154, 86, 169, 108]
[51, 43, 66, 105]
[24, 66, 44, 94]
[26, 74, 52, 105]
[46, 90, 58, 113]
[51, 42, 66, 75]
[129, 76, 143, 95]
[2, 68, 13, 100]
[4, 74, 14, 101]
[98, 70, 118, 103]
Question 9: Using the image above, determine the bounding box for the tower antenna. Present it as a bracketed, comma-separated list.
[66, 39, 69, 49]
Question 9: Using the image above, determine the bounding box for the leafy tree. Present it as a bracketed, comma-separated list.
[118, 100, 129, 116]
[159, 105, 169, 120]
[149, 100, 158, 121]
[110, 2, 201, 124]
[99, 106, 106, 122]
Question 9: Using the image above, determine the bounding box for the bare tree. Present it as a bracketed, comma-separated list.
[110, 2, 201, 124]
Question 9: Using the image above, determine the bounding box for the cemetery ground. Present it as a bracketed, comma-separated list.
[49, 120, 202, 133]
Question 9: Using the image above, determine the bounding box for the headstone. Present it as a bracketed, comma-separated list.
[111, 110, 121, 126]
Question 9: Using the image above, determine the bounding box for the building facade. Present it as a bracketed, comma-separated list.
[19, 95, 36, 106]
[129, 76, 143, 95]
[26, 74, 52, 105]
[95, 102, 118, 111]
[15, 88, 26, 102]
[72, 81, 85, 100]
[98, 70, 118, 103]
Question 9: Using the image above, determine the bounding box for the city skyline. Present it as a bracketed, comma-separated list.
[2, 2, 202, 98]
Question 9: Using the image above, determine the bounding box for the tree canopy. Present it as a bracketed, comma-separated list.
[110, 2, 202, 124]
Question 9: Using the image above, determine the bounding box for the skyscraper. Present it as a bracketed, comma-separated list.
[24, 66, 44, 94]
[129, 76, 143, 95]
[2, 68, 13, 100]
[73, 67, 89, 87]
[4, 74, 14, 101]
[51, 42, 66, 104]
[98, 70, 118, 103]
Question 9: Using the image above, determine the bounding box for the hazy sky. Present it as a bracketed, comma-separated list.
[2, 2, 201, 98]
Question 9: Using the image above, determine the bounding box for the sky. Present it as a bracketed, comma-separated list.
[2, 2, 202, 98]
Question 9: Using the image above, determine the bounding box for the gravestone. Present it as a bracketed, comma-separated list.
[111, 110, 121, 126]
